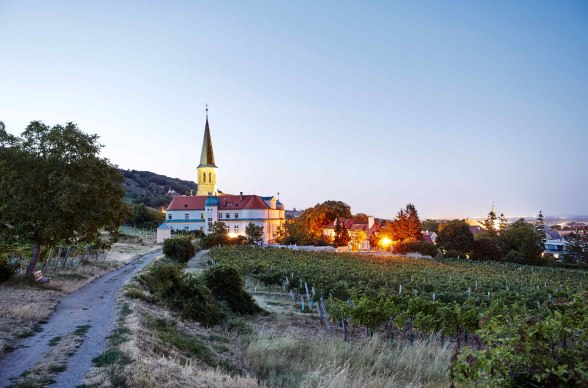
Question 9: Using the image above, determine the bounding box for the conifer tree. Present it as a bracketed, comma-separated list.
[499, 213, 508, 234]
[484, 209, 498, 236]
[535, 210, 546, 250]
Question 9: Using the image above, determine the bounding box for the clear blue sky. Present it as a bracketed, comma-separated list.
[1, 1, 587, 219]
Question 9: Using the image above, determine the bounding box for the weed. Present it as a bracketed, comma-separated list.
[143, 316, 215, 366]
[48, 336, 62, 346]
[74, 325, 91, 336]
[47, 364, 66, 373]
[92, 348, 127, 367]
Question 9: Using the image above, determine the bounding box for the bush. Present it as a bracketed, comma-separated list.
[472, 237, 502, 261]
[444, 249, 467, 259]
[396, 241, 438, 257]
[163, 237, 196, 262]
[203, 265, 262, 315]
[0, 257, 16, 282]
[141, 262, 224, 326]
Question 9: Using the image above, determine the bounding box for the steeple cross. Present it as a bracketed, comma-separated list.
[205, 104, 209, 112]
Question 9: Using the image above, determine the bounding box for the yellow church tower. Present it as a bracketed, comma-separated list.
[196, 106, 218, 196]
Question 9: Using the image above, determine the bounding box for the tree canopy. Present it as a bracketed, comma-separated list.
[0, 121, 127, 274]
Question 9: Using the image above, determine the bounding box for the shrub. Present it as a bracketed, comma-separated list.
[163, 237, 196, 262]
[141, 262, 224, 326]
[472, 237, 502, 261]
[396, 241, 438, 257]
[203, 265, 262, 315]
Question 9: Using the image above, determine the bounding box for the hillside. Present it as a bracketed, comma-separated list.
[120, 169, 196, 208]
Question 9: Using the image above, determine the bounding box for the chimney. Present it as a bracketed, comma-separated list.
[240, 192, 243, 201]
[368, 216, 374, 229]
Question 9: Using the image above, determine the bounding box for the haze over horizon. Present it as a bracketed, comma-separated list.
[1, 1, 587, 219]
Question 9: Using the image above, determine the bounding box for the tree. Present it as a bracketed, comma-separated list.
[564, 230, 588, 264]
[498, 213, 508, 233]
[382, 204, 423, 242]
[349, 230, 367, 251]
[202, 221, 228, 247]
[275, 219, 311, 245]
[484, 209, 498, 236]
[333, 217, 350, 247]
[498, 219, 544, 265]
[0, 121, 127, 275]
[535, 210, 546, 251]
[245, 222, 264, 244]
[436, 220, 474, 257]
[298, 200, 352, 240]
[421, 219, 440, 233]
[353, 213, 369, 222]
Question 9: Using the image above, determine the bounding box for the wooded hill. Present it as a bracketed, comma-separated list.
[120, 169, 196, 208]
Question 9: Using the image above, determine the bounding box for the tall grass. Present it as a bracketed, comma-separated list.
[247, 333, 452, 387]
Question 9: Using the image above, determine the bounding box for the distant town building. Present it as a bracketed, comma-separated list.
[158, 108, 285, 244]
[323, 217, 381, 250]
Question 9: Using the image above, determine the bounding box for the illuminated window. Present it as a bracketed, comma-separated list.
[225, 225, 229, 233]
[234, 226, 239, 233]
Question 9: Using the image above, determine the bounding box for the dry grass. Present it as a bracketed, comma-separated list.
[247, 333, 452, 387]
[0, 242, 158, 356]
[84, 298, 258, 387]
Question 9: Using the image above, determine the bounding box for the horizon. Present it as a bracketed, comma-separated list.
[1, 1, 587, 219]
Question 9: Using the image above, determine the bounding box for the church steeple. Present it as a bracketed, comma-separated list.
[198, 105, 216, 168]
[196, 105, 218, 196]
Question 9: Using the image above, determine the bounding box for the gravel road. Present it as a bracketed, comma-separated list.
[0, 248, 162, 388]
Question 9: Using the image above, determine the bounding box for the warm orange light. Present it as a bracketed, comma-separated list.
[380, 237, 392, 247]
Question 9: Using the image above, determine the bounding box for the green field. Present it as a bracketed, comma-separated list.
[210, 246, 588, 386]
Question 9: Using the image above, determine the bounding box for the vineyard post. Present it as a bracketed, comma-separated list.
[44, 247, 53, 273]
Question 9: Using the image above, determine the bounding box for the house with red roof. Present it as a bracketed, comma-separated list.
[158, 108, 285, 244]
[323, 216, 381, 250]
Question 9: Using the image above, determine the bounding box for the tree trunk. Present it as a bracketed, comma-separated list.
[44, 247, 53, 273]
[61, 245, 72, 268]
[26, 242, 42, 275]
[53, 247, 63, 271]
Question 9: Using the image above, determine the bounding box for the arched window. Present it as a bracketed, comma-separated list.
[209, 172, 212, 182]
[203, 173, 206, 183]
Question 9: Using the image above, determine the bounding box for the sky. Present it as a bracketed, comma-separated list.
[1, 1, 587, 219]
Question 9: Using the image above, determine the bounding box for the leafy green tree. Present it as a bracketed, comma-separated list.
[298, 200, 352, 240]
[275, 219, 311, 245]
[498, 219, 544, 265]
[245, 222, 264, 244]
[163, 237, 196, 262]
[564, 230, 588, 264]
[421, 219, 440, 232]
[436, 220, 474, 257]
[349, 229, 367, 251]
[0, 121, 127, 274]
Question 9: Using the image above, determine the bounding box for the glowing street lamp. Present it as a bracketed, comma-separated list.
[380, 237, 392, 248]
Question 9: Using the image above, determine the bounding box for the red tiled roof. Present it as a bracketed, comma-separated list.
[167, 195, 270, 211]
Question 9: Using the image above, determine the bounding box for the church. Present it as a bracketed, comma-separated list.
[158, 108, 285, 244]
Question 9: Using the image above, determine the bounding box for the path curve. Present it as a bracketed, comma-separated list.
[0, 248, 162, 388]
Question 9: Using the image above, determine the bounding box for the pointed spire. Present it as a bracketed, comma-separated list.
[198, 105, 217, 167]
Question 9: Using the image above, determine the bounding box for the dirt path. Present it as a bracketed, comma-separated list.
[0, 248, 162, 388]
[185, 249, 210, 275]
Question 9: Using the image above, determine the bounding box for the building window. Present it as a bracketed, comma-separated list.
[225, 225, 229, 233]
[168, 214, 172, 220]
[219, 213, 222, 219]
[234, 225, 239, 233]
[200, 226, 203, 231]
[226, 213, 230, 219]
[208, 217, 212, 222]
[203, 173, 206, 183]
[234, 213, 239, 219]
[201, 213, 204, 219]
[184, 226, 189, 231]
[208, 222, 212, 229]
[185, 213, 189, 220]
[209, 172, 211, 182]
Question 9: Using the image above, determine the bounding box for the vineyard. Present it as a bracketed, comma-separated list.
[210, 246, 588, 386]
